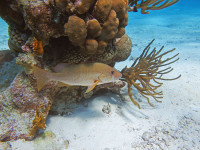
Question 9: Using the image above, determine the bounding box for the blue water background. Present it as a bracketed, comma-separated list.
[115, 0, 200, 70]
[127, 0, 200, 44]
[0, 18, 9, 50]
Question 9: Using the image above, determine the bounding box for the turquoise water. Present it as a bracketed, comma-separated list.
[0, 0, 200, 149]
[127, 0, 200, 45]
[0, 19, 9, 50]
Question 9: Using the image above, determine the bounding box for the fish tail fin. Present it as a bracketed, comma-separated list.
[32, 66, 50, 92]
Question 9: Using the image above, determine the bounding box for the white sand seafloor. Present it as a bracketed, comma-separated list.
[1, 1, 200, 150]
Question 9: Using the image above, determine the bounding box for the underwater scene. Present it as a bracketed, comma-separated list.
[0, 0, 200, 149]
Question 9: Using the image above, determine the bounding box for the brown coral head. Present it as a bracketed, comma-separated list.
[85, 39, 98, 55]
[99, 10, 119, 41]
[64, 16, 87, 48]
[112, 0, 127, 20]
[86, 19, 102, 38]
[97, 41, 107, 54]
[4, 0, 131, 64]
[76, 0, 96, 14]
[93, 0, 112, 22]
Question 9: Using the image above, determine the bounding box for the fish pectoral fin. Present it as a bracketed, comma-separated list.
[97, 73, 105, 82]
[57, 82, 71, 87]
[85, 80, 99, 93]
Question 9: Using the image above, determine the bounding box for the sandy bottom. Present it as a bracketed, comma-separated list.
[1, 2, 200, 150]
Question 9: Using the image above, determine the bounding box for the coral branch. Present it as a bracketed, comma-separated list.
[128, 0, 180, 14]
[121, 39, 181, 108]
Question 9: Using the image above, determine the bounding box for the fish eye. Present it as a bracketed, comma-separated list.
[111, 70, 114, 75]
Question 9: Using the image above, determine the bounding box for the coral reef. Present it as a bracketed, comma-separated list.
[0, 72, 53, 141]
[121, 40, 181, 109]
[0, 50, 126, 140]
[0, 0, 180, 141]
[43, 33, 132, 65]
[0, 0, 129, 61]
[8, 26, 30, 53]
[128, 0, 180, 14]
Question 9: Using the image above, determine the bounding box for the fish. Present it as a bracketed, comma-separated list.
[32, 62, 122, 93]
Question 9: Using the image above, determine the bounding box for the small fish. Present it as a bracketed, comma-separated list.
[33, 63, 122, 93]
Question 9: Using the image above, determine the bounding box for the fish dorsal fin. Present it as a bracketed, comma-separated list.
[85, 80, 99, 93]
[57, 82, 71, 87]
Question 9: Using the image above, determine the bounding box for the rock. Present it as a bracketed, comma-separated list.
[0, 72, 53, 141]
[114, 34, 132, 62]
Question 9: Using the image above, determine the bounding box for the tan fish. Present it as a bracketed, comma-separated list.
[33, 63, 122, 93]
